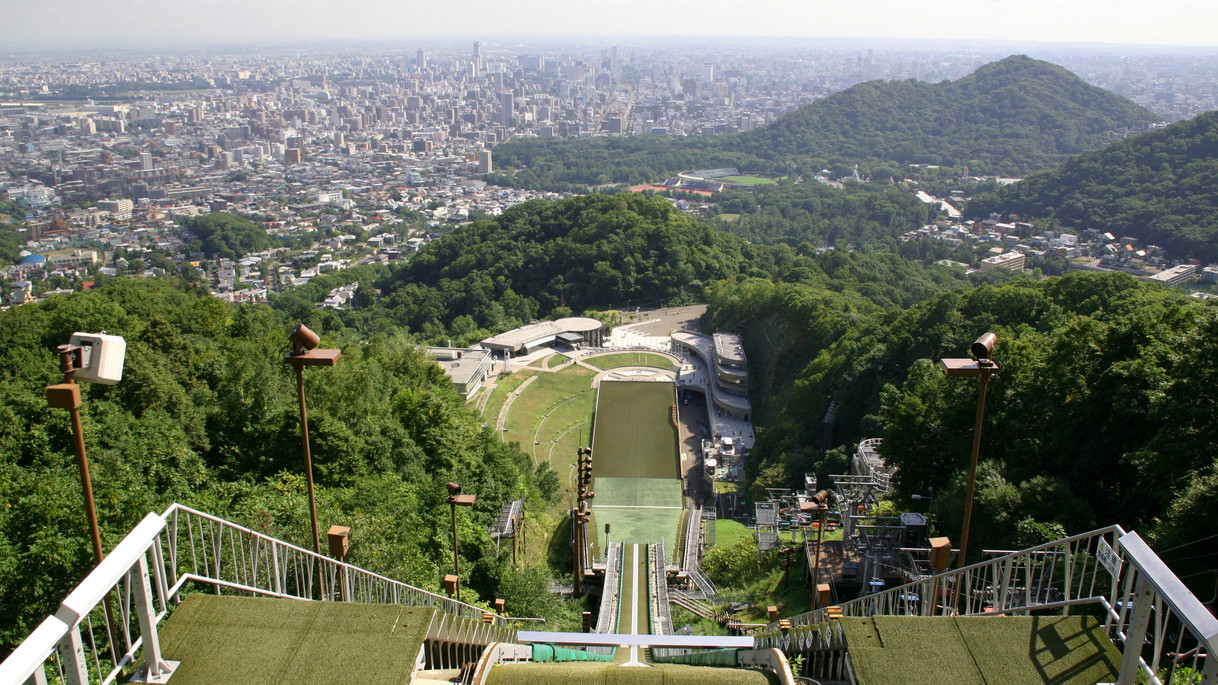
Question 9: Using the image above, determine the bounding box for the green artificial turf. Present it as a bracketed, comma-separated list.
[156, 594, 435, 685]
[591, 381, 680, 480]
[841, 615, 1122, 685]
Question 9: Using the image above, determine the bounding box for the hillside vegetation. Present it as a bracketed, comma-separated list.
[367, 193, 970, 345]
[967, 110, 1218, 260]
[490, 56, 1158, 190]
[708, 271, 1217, 575]
[0, 279, 565, 654]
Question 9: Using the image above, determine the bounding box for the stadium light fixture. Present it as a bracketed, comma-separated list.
[447, 482, 476, 602]
[939, 333, 1000, 569]
[284, 323, 341, 566]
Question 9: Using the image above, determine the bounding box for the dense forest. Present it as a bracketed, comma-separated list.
[364, 194, 971, 346]
[0, 200, 23, 266]
[0, 279, 566, 655]
[708, 271, 1218, 580]
[706, 180, 932, 248]
[179, 212, 279, 259]
[968, 110, 1218, 260]
[490, 55, 1157, 191]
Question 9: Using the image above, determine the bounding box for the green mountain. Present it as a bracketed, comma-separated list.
[490, 56, 1158, 189]
[730, 55, 1159, 174]
[967, 110, 1218, 260]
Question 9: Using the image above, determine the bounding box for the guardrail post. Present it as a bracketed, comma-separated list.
[58, 627, 88, 685]
[1116, 574, 1153, 685]
[129, 552, 179, 683]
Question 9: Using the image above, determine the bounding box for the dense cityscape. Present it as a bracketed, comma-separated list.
[4, 39, 1218, 307]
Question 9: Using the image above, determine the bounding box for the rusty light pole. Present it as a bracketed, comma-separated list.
[284, 324, 341, 562]
[939, 332, 1000, 569]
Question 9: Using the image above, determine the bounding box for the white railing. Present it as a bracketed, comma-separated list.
[0, 503, 514, 685]
[756, 526, 1218, 685]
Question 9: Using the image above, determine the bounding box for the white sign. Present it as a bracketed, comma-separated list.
[1097, 538, 1122, 578]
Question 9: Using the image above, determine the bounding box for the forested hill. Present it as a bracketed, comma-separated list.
[0, 280, 559, 654]
[710, 271, 1218, 580]
[489, 55, 1157, 190]
[728, 55, 1158, 174]
[368, 194, 970, 345]
[966, 110, 1218, 260]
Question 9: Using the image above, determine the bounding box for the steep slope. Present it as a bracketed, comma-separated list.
[968, 110, 1218, 260]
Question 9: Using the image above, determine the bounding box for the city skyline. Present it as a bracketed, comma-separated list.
[4, 0, 1218, 51]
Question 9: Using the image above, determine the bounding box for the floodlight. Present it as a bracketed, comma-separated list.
[971, 332, 997, 361]
[66, 332, 127, 385]
[446, 482, 462, 496]
[289, 323, 321, 355]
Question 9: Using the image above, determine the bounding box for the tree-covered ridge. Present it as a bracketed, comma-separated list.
[967, 110, 1218, 260]
[719, 271, 1217, 576]
[706, 180, 932, 248]
[490, 55, 1158, 190]
[179, 212, 278, 259]
[367, 193, 969, 346]
[0, 280, 556, 654]
[732, 55, 1158, 174]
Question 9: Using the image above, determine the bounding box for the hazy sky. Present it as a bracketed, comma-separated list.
[4, 0, 1217, 50]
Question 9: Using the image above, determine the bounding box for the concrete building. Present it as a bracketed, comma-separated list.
[481, 317, 604, 355]
[429, 347, 493, 400]
[1148, 263, 1197, 288]
[980, 251, 1026, 272]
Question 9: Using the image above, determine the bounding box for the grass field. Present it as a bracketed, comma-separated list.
[720, 175, 776, 186]
[482, 369, 536, 424]
[715, 519, 754, 548]
[503, 367, 596, 464]
[583, 352, 677, 371]
[715, 213, 740, 223]
[545, 353, 571, 369]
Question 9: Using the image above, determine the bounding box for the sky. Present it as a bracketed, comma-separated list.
[3, 0, 1217, 50]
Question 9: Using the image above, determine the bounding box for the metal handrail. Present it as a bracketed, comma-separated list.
[758, 525, 1218, 685]
[0, 503, 530, 685]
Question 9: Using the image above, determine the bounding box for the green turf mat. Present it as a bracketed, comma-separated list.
[841, 615, 1122, 685]
[593, 507, 683, 555]
[156, 594, 435, 685]
[595, 478, 685, 508]
[592, 381, 680, 480]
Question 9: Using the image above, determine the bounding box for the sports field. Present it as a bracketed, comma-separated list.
[589, 381, 684, 557]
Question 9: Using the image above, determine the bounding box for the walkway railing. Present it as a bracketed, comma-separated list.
[650, 543, 673, 635]
[595, 542, 622, 633]
[756, 525, 1218, 685]
[0, 503, 515, 685]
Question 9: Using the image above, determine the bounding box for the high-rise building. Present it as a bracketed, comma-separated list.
[477, 149, 492, 174]
[416, 49, 427, 71]
[140, 151, 153, 171]
[499, 92, 514, 128]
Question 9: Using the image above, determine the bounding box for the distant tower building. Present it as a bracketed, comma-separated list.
[284, 148, 302, 165]
[416, 49, 427, 71]
[499, 92, 514, 128]
[477, 149, 493, 174]
[701, 63, 715, 85]
[473, 41, 481, 62]
[140, 151, 153, 171]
